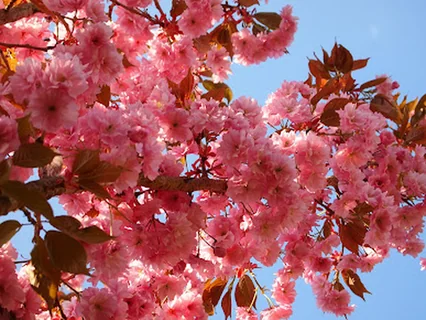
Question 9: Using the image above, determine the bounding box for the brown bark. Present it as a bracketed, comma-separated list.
[0, 3, 39, 26]
[0, 174, 227, 216]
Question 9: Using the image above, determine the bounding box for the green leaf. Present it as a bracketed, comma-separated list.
[45, 231, 89, 274]
[253, 12, 282, 30]
[0, 220, 21, 247]
[12, 143, 59, 168]
[72, 149, 100, 175]
[1, 180, 54, 219]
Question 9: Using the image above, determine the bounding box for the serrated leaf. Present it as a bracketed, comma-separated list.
[0, 220, 21, 247]
[328, 44, 353, 73]
[253, 12, 282, 30]
[72, 149, 101, 175]
[45, 231, 89, 274]
[370, 94, 402, 123]
[342, 269, 371, 300]
[1, 180, 54, 219]
[96, 85, 111, 107]
[78, 179, 111, 199]
[221, 287, 232, 320]
[202, 81, 233, 103]
[320, 98, 350, 126]
[12, 143, 59, 168]
[235, 274, 256, 308]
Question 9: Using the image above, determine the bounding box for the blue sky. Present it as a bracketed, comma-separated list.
[6, 1, 426, 319]
[222, 1, 426, 319]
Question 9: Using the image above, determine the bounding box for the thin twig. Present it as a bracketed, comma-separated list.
[110, 0, 156, 24]
[0, 42, 55, 52]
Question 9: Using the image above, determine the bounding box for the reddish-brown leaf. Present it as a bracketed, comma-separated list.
[359, 77, 387, 91]
[0, 159, 10, 185]
[327, 43, 353, 73]
[221, 287, 232, 320]
[12, 143, 59, 168]
[29, 237, 60, 310]
[79, 161, 122, 184]
[72, 150, 100, 175]
[308, 60, 331, 80]
[202, 80, 233, 103]
[235, 274, 256, 308]
[1, 180, 54, 219]
[45, 231, 89, 274]
[50, 216, 82, 233]
[320, 98, 350, 126]
[253, 12, 282, 30]
[342, 269, 371, 301]
[239, 0, 259, 7]
[0, 220, 21, 247]
[216, 25, 234, 58]
[411, 94, 426, 127]
[170, 0, 187, 18]
[311, 78, 339, 106]
[74, 226, 114, 244]
[16, 114, 34, 143]
[405, 126, 426, 145]
[339, 220, 367, 255]
[370, 94, 402, 123]
[96, 85, 111, 107]
[78, 179, 111, 199]
[352, 58, 369, 71]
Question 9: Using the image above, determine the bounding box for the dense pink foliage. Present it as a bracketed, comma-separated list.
[0, 0, 424, 319]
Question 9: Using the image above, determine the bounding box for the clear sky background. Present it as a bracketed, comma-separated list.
[223, 1, 426, 319]
[5, 1, 426, 319]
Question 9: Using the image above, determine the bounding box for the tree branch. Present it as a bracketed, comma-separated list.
[0, 174, 227, 216]
[138, 175, 228, 194]
[0, 42, 55, 52]
[0, 3, 39, 25]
